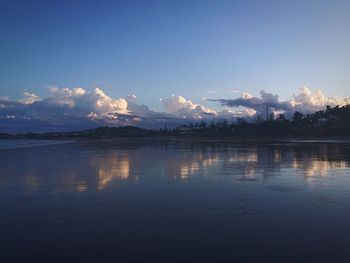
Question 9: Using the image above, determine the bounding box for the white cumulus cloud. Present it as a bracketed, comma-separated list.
[162, 95, 217, 119]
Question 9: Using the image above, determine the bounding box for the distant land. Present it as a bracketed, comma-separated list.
[1, 105, 350, 140]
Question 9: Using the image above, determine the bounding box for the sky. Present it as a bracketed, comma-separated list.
[0, 0, 350, 132]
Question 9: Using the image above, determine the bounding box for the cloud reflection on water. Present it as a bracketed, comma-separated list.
[1, 142, 350, 193]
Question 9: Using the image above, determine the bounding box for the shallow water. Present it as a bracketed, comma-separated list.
[0, 139, 72, 150]
[1, 139, 350, 262]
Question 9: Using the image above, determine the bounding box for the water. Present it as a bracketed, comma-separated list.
[0, 139, 72, 150]
[1, 139, 350, 262]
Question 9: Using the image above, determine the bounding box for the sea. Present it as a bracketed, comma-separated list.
[1, 138, 350, 262]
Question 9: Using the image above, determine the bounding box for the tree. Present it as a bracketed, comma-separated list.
[208, 121, 216, 130]
[292, 111, 304, 122]
[199, 120, 207, 129]
[255, 115, 264, 123]
[276, 114, 286, 121]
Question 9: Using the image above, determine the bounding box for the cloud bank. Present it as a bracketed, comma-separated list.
[209, 87, 350, 117]
[0, 86, 349, 133]
[0, 87, 229, 132]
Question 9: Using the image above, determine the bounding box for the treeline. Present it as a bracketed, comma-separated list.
[1, 105, 350, 139]
[161, 104, 350, 137]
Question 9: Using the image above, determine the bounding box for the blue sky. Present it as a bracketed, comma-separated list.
[1, 0, 350, 111]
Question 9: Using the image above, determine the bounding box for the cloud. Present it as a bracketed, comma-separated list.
[30, 86, 131, 124]
[162, 95, 218, 119]
[0, 95, 9, 101]
[0, 87, 226, 132]
[41, 86, 128, 115]
[209, 90, 292, 115]
[126, 94, 137, 103]
[209, 87, 350, 117]
[18, 91, 41, 104]
[290, 87, 350, 112]
[0, 87, 132, 132]
[1, 86, 349, 133]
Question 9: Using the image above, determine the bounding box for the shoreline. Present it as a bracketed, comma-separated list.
[2, 135, 350, 142]
[77, 136, 350, 147]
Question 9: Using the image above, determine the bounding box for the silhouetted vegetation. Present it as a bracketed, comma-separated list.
[1, 105, 350, 139]
[165, 105, 350, 138]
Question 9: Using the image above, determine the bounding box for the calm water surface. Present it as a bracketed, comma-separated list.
[1, 139, 350, 262]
